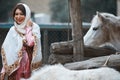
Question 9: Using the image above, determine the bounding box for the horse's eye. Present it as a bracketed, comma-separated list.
[93, 27, 98, 31]
[105, 16, 109, 18]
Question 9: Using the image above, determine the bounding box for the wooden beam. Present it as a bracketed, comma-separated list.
[64, 54, 120, 70]
[50, 41, 116, 57]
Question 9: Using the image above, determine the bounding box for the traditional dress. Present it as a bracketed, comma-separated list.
[0, 3, 42, 80]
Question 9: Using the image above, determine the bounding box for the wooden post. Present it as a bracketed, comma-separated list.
[117, 0, 120, 16]
[43, 30, 49, 63]
[68, 0, 84, 61]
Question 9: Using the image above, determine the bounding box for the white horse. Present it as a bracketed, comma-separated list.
[84, 12, 120, 51]
[29, 64, 120, 80]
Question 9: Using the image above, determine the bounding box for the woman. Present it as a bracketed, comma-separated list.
[0, 3, 42, 80]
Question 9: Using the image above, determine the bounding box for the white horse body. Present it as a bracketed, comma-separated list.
[84, 12, 120, 51]
[29, 64, 120, 80]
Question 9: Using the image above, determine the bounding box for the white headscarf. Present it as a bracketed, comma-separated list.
[14, 3, 31, 34]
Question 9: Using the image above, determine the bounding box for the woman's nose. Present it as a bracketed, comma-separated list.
[17, 15, 21, 18]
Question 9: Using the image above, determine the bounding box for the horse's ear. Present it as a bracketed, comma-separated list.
[96, 11, 99, 15]
[97, 12, 106, 23]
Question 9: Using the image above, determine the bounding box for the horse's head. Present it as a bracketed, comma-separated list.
[84, 12, 118, 47]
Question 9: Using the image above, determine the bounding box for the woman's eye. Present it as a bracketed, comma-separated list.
[15, 13, 18, 15]
[20, 13, 24, 15]
[15, 13, 24, 15]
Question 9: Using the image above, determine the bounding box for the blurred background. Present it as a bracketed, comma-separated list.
[0, 0, 119, 65]
[0, 0, 118, 23]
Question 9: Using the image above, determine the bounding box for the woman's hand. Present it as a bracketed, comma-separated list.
[27, 19, 33, 27]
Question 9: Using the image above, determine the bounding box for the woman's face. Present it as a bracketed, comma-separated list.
[14, 9, 25, 24]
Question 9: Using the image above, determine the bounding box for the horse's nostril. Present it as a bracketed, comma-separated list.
[93, 27, 98, 30]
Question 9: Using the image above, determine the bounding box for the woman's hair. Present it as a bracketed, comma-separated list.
[12, 4, 26, 18]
